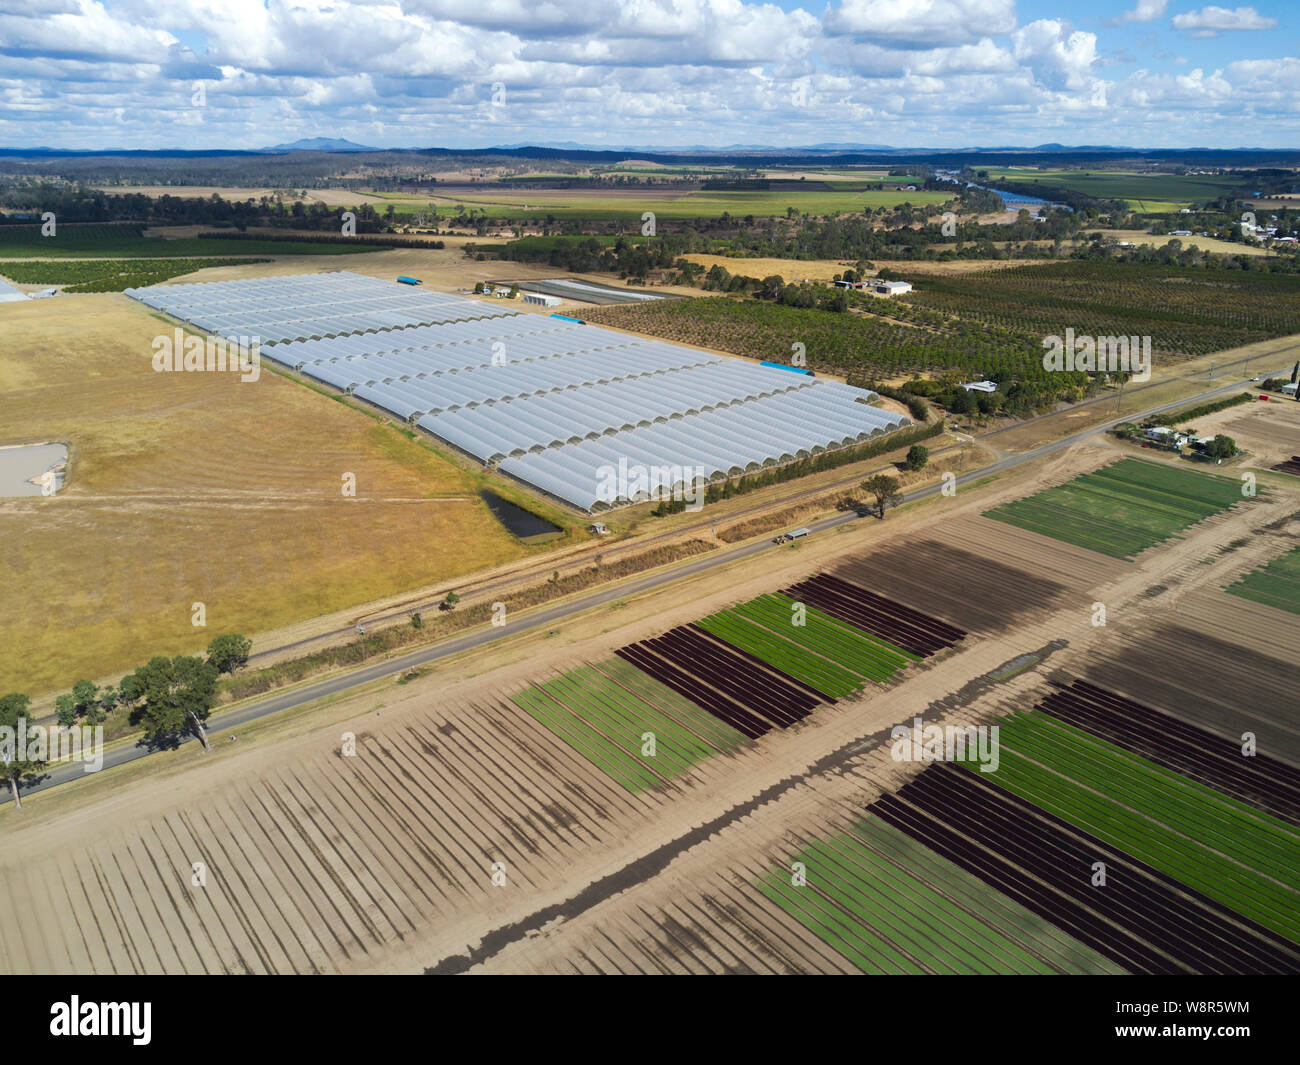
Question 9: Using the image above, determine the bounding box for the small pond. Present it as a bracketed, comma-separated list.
[0, 442, 67, 497]
[481, 490, 563, 543]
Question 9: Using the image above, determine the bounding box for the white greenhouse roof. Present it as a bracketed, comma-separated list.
[126, 272, 910, 511]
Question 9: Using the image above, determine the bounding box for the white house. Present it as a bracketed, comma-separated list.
[1144, 426, 1189, 447]
[962, 380, 999, 393]
[869, 279, 913, 296]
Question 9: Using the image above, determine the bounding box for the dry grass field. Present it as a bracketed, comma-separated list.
[0, 293, 545, 695]
[1103, 228, 1277, 257]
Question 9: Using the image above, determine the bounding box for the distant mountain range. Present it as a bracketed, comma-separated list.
[261, 137, 378, 152]
[481, 141, 1135, 154]
[0, 142, 1291, 164]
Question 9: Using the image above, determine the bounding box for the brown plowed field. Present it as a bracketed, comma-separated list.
[833, 515, 1128, 634]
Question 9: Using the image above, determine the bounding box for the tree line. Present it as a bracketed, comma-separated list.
[0, 635, 252, 808]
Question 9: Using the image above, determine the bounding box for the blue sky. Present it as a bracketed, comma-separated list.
[0, 1, 1296, 151]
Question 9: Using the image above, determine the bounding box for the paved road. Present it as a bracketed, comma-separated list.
[12, 366, 1290, 801]
[248, 340, 1300, 663]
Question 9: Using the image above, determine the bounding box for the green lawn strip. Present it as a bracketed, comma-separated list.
[983, 739, 1300, 924]
[756, 870, 925, 974]
[752, 592, 921, 665]
[985, 458, 1243, 558]
[810, 834, 1046, 974]
[738, 594, 916, 679]
[540, 671, 708, 778]
[1099, 477, 1233, 518]
[1011, 711, 1300, 848]
[593, 657, 750, 752]
[1065, 482, 1218, 531]
[850, 817, 1126, 974]
[512, 687, 659, 792]
[515, 686, 662, 791]
[969, 734, 1300, 939]
[1008, 485, 1185, 537]
[1002, 499, 1155, 553]
[756, 872, 902, 973]
[1008, 712, 1300, 865]
[1001, 714, 1300, 882]
[818, 834, 1057, 975]
[697, 611, 861, 697]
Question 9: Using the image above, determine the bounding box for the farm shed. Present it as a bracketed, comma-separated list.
[522, 292, 562, 307]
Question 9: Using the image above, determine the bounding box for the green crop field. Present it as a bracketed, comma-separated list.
[982, 168, 1246, 210]
[0, 257, 269, 291]
[984, 458, 1244, 559]
[0, 224, 382, 259]
[757, 818, 1123, 974]
[698, 592, 916, 695]
[420, 185, 953, 222]
[966, 711, 1300, 941]
[512, 659, 748, 793]
[1226, 545, 1300, 615]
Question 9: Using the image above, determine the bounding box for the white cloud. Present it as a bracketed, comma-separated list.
[1171, 6, 1279, 37]
[1114, 0, 1167, 24]
[0, 0, 1297, 150]
[1011, 19, 1098, 92]
[823, 0, 1016, 48]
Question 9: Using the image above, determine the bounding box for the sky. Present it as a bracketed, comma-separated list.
[0, 0, 1297, 151]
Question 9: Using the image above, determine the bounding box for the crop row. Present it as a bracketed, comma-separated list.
[872, 764, 1300, 974]
[758, 818, 1119, 974]
[1039, 679, 1300, 825]
[512, 660, 749, 793]
[970, 711, 1300, 941]
[730, 594, 917, 682]
[696, 611, 862, 699]
[621, 624, 822, 734]
[1227, 544, 1300, 617]
[585, 262, 1300, 381]
[782, 573, 966, 658]
[985, 458, 1242, 559]
[696, 589, 917, 697]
